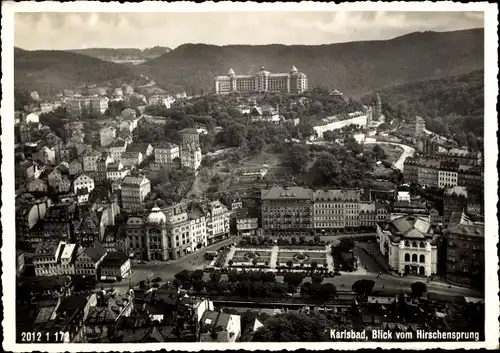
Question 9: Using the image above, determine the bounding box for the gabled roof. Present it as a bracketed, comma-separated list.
[81, 241, 107, 262]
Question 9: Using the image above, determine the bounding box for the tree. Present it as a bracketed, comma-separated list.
[191, 269, 204, 282]
[299, 236, 306, 244]
[283, 273, 304, 288]
[286, 144, 310, 174]
[313, 235, 321, 243]
[286, 260, 294, 268]
[223, 123, 247, 147]
[252, 258, 258, 266]
[310, 261, 318, 271]
[352, 279, 375, 296]
[262, 271, 276, 283]
[318, 283, 337, 299]
[210, 270, 222, 282]
[311, 274, 323, 284]
[174, 270, 191, 283]
[372, 145, 388, 160]
[291, 237, 297, 245]
[228, 259, 234, 266]
[410, 281, 427, 297]
[192, 280, 205, 292]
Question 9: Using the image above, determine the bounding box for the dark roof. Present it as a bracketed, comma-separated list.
[83, 241, 107, 262]
[126, 144, 151, 154]
[57, 294, 89, 312]
[102, 250, 129, 266]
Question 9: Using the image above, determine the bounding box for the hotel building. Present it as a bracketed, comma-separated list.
[214, 66, 308, 94]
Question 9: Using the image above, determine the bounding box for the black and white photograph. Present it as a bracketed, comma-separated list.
[1, 1, 498, 351]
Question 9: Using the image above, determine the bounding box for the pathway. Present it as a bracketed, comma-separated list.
[363, 141, 415, 170]
[269, 246, 279, 270]
[325, 245, 335, 272]
[224, 246, 237, 267]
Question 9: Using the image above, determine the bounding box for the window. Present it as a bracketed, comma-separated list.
[412, 254, 418, 262]
[419, 255, 425, 263]
[405, 253, 410, 262]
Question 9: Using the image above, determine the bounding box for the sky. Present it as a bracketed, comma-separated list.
[14, 11, 484, 50]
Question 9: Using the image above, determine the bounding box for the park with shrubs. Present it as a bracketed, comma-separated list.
[209, 235, 360, 279]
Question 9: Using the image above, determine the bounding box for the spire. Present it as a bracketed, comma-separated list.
[228, 68, 235, 76]
[291, 65, 298, 73]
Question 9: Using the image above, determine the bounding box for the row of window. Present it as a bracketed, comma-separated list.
[404, 253, 426, 263]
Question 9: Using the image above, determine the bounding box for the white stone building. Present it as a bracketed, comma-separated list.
[376, 214, 440, 277]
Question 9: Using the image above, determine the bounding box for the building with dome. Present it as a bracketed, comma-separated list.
[376, 214, 442, 277]
[122, 203, 207, 261]
[214, 66, 308, 94]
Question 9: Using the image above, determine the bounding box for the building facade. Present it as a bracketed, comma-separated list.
[261, 186, 314, 236]
[179, 128, 202, 171]
[205, 201, 231, 244]
[214, 66, 308, 94]
[120, 176, 151, 213]
[444, 215, 484, 288]
[376, 214, 440, 277]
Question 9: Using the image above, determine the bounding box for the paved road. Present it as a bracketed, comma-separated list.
[100, 236, 237, 291]
[363, 141, 415, 170]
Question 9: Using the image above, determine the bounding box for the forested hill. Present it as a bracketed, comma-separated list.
[14, 48, 145, 97]
[139, 28, 484, 96]
[69, 46, 171, 61]
[373, 69, 484, 140]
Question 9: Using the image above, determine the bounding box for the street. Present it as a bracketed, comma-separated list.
[101, 236, 237, 291]
[104, 236, 482, 299]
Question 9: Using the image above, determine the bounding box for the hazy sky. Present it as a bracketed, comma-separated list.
[15, 11, 484, 50]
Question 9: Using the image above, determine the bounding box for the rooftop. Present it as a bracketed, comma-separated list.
[262, 186, 312, 200]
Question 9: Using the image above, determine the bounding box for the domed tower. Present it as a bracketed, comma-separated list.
[146, 205, 168, 261]
[147, 205, 166, 225]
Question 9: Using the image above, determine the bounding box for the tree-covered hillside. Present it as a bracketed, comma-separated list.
[14, 48, 145, 98]
[373, 69, 484, 140]
[140, 29, 484, 97]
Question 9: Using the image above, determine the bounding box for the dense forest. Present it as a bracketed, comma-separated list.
[14, 48, 145, 98]
[140, 28, 484, 96]
[372, 69, 484, 140]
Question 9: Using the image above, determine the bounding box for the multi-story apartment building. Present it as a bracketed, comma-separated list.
[89, 96, 109, 115]
[430, 148, 482, 166]
[180, 128, 202, 170]
[120, 151, 143, 168]
[56, 242, 78, 275]
[120, 176, 151, 213]
[441, 186, 468, 227]
[205, 200, 231, 245]
[33, 240, 62, 277]
[438, 161, 459, 188]
[236, 209, 259, 237]
[83, 151, 102, 172]
[95, 152, 114, 185]
[42, 202, 77, 241]
[74, 241, 108, 278]
[261, 186, 314, 237]
[154, 143, 180, 165]
[15, 196, 52, 244]
[106, 162, 130, 181]
[417, 159, 441, 187]
[100, 126, 117, 147]
[457, 165, 483, 190]
[376, 214, 440, 277]
[214, 66, 308, 94]
[100, 251, 131, 280]
[73, 173, 95, 195]
[312, 190, 360, 231]
[444, 212, 484, 288]
[109, 139, 128, 162]
[33, 240, 77, 277]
